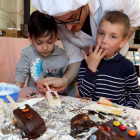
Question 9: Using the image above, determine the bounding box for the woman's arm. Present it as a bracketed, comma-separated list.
[37, 62, 81, 93]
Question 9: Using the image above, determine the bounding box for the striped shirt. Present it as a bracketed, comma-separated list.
[78, 53, 140, 109]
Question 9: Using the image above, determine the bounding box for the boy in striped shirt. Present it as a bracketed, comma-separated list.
[78, 11, 140, 109]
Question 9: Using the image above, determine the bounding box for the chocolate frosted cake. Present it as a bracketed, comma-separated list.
[101, 119, 140, 140]
[13, 104, 46, 139]
[88, 129, 121, 140]
[88, 119, 140, 140]
[72, 112, 140, 140]
[70, 113, 95, 138]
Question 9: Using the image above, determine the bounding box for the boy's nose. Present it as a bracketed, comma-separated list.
[65, 23, 73, 30]
[43, 44, 48, 50]
[102, 36, 107, 44]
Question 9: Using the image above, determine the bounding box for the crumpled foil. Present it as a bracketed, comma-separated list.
[0, 98, 138, 140]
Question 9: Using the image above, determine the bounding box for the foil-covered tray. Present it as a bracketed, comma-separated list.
[0, 98, 138, 140]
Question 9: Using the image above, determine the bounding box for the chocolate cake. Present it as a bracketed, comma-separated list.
[88, 119, 140, 140]
[72, 112, 140, 140]
[88, 129, 121, 140]
[70, 113, 95, 138]
[100, 119, 140, 140]
[13, 104, 46, 139]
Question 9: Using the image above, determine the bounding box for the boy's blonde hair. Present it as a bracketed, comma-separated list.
[100, 11, 130, 38]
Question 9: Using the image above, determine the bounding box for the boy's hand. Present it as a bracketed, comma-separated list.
[37, 77, 67, 93]
[82, 44, 107, 72]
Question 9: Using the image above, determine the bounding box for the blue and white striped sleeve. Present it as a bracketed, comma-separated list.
[78, 59, 97, 98]
[125, 63, 140, 109]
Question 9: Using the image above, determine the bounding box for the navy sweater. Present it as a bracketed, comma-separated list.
[78, 53, 140, 109]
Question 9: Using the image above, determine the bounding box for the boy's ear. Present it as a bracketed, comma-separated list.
[27, 33, 32, 43]
[119, 37, 128, 49]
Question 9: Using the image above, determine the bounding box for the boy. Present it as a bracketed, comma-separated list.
[14, 11, 68, 91]
[78, 11, 140, 109]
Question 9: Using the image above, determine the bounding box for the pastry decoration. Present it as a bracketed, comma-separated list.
[129, 130, 137, 137]
[88, 97, 123, 116]
[22, 108, 29, 112]
[45, 83, 61, 108]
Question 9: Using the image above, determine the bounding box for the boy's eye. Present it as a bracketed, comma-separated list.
[111, 35, 116, 39]
[36, 42, 41, 45]
[99, 32, 104, 36]
[48, 41, 53, 44]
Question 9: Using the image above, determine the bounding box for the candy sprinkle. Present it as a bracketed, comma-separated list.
[113, 121, 120, 126]
[19, 105, 26, 110]
[119, 125, 127, 131]
[22, 108, 29, 112]
[128, 130, 137, 137]
[26, 114, 33, 120]
[53, 97, 57, 100]
[106, 98, 111, 102]
[104, 126, 111, 133]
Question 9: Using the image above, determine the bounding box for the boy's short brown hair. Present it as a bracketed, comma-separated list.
[28, 11, 57, 39]
[100, 11, 130, 38]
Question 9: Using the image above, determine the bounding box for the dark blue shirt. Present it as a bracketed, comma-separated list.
[78, 53, 140, 109]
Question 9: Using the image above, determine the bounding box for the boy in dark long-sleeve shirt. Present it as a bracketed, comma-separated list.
[78, 11, 140, 109]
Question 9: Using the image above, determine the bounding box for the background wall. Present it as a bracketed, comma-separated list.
[0, 0, 24, 29]
[0, 0, 138, 46]
[30, 0, 36, 14]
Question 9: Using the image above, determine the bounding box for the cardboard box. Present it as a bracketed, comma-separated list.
[0, 29, 21, 38]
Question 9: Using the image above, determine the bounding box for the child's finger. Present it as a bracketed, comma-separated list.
[98, 47, 104, 56]
[89, 45, 93, 55]
[94, 43, 100, 54]
[101, 50, 107, 58]
[82, 50, 87, 61]
[37, 82, 43, 89]
[50, 88, 56, 91]
[37, 86, 46, 93]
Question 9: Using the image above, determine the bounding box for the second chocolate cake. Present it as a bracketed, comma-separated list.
[13, 104, 46, 139]
[70, 113, 95, 138]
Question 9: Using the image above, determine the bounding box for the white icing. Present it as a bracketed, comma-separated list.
[89, 104, 122, 116]
[46, 91, 61, 108]
[19, 105, 26, 110]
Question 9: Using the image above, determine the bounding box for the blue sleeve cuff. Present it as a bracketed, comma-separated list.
[84, 68, 98, 83]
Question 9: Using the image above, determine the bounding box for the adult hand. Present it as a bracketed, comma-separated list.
[37, 77, 67, 93]
[82, 44, 107, 72]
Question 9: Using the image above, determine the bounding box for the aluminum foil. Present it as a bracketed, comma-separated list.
[0, 98, 138, 140]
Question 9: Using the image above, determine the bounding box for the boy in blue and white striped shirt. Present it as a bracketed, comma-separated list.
[78, 11, 140, 109]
